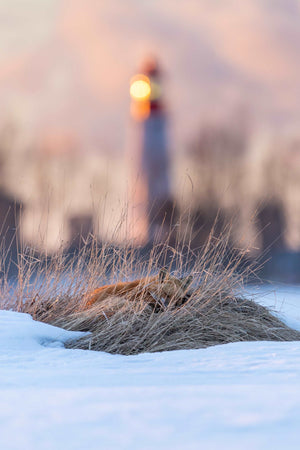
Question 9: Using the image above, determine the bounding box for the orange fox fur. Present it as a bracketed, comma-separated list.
[84, 269, 193, 311]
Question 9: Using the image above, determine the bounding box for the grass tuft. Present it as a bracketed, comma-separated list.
[2, 229, 300, 355]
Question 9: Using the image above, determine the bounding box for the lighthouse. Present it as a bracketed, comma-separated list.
[129, 57, 173, 243]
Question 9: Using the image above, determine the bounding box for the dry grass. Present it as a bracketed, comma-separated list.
[1, 229, 300, 355]
[63, 291, 300, 354]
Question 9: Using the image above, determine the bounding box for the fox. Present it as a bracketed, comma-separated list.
[84, 268, 193, 311]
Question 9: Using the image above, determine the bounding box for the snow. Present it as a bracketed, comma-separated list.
[1, 286, 300, 450]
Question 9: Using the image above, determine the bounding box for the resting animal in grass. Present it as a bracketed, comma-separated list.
[84, 268, 193, 311]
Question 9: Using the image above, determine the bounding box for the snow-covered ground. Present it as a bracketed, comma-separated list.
[1, 285, 300, 450]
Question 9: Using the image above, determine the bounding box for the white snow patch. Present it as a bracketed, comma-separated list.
[0, 309, 86, 351]
[0, 286, 300, 450]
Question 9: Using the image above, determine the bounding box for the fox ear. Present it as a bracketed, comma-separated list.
[159, 268, 168, 282]
[182, 275, 193, 289]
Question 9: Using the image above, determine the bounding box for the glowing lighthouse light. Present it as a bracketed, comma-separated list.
[130, 74, 152, 120]
[130, 74, 151, 101]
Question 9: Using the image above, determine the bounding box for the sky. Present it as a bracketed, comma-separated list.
[0, 0, 300, 154]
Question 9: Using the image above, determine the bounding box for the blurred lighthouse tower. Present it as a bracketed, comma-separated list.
[129, 57, 172, 243]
